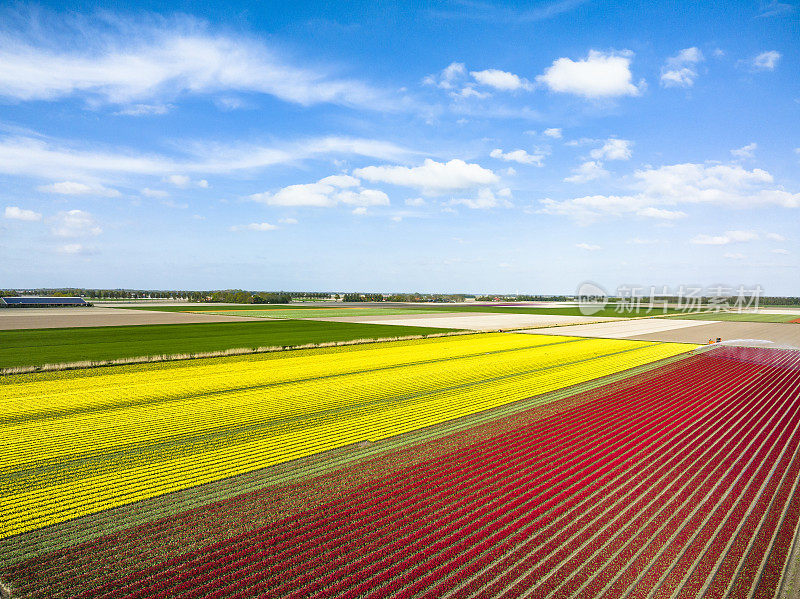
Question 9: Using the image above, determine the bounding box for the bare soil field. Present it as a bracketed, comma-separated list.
[0, 308, 261, 330]
[314, 312, 619, 330]
[631, 321, 800, 346]
[521, 318, 800, 347]
[519, 318, 718, 339]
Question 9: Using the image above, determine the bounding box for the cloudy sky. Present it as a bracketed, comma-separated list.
[1, 0, 798, 294]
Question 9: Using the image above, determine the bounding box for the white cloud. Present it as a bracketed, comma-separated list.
[336, 189, 391, 206]
[564, 161, 609, 183]
[250, 175, 389, 208]
[57, 243, 86, 254]
[576, 243, 601, 251]
[166, 174, 190, 187]
[215, 97, 248, 111]
[749, 51, 782, 71]
[229, 222, 277, 232]
[0, 17, 392, 110]
[660, 47, 704, 88]
[636, 207, 687, 219]
[352, 207, 368, 216]
[405, 197, 426, 207]
[627, 237, 659, 244]
[724, 252, 745, 260]
[37, 180, 120, 197]
[4, 206, 42, 221]
[115, 104, 171, 116]
[543, 128, 562, 139]
[51, 209, 102, 237]
[691, 230, 759, 245]
[253, 182, 332, 207]
[451, 85, 490, 99]
[590, 138, 632, 161]
[490, 148, 547, 166]
[536, 50, 643, 98]
[449, 187, 512, 209]
[355, 158, 498, 195]
[470, 69, 533, 91]
[278, 217, 298, 225]
[540, 194, 648, 222]
[142, 188, 169, 198]
[539, 161, 800, 222]
[633, 163, 798, 207]
[423, 62, 466, 89]
[165, 174, 209, 189]
[766, 232, 786, 241]
[772, 248, 790, 255]
[731, 143, 757, 160]
[319, 174, 360, 188]
[0, 133, 411, 180]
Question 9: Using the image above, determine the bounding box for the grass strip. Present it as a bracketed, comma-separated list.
[0, 320, 458, 370]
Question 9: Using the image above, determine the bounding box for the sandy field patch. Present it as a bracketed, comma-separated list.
[518, 318, 717, 339]
[0, 308, 261, 330]
[519, 318, 800, 347]
[631, 321, 800, 346]
[314, 313, 619, 330]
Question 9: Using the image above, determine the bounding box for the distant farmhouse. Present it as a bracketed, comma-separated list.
[0, 297, 91, 308]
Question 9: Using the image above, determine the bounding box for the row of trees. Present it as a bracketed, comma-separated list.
[207, 290, 294, 304]
[755, 296, 800, 306]
[4, 288, 797, 305]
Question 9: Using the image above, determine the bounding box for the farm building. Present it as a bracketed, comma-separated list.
[0, 296, 90, 308]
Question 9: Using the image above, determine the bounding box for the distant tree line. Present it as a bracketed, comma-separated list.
[1, 288, 201, 300]
[755, 296, 800, 306]
[4, 288, 796, 306]
[1, 288, 331, 304]
[207, 290, 294, 304]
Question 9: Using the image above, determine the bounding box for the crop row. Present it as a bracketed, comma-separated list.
[63, 346, 800, 599]
[7, 356, 695, 599]
[53, 346, 790, 596]
[1, 334, 694, 540]
[76, 351, 718, 599]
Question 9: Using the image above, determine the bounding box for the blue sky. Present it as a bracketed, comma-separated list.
[0, 0, 798, 294]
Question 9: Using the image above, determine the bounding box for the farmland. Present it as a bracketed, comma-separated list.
[0, 320, 457, 370]
[198, 307, 444, 319]
[3, 341, 800, 598]
[3, 313, 800, 599]
[0, 333, 693, 540]
[128, 302, 694, 318]
[666, 311, 800, 323]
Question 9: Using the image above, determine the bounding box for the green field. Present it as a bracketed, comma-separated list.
[666, 311, 800, 323]
[0, 320, 457, 369]
[203, 308, 441, 319]
[395, 304, 691, 317]
[126, 303, 690, 318]
[122, 304, 337, 312]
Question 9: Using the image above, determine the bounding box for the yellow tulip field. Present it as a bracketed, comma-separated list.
[0, 333, 695, 539]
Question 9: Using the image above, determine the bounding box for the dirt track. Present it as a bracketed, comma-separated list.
[0, 308, 260, 330]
